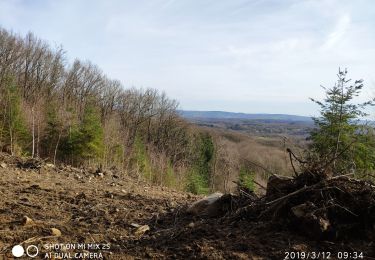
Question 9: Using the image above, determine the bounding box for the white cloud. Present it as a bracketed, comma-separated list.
[0, 0, 374, 115]
[321, 14, 351, 50]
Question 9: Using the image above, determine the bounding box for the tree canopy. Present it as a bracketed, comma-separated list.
[309, 69, 375, 176]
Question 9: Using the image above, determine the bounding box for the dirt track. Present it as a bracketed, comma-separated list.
[0, 153, 374, 259]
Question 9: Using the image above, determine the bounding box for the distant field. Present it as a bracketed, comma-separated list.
[179, 110, 313, 122]
[180, 110, 314, 139]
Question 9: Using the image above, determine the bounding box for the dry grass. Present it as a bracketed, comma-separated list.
[206, 128, 306, 193]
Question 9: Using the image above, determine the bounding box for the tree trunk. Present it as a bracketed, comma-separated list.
[8, 90, 13, 156]
[32, 107, 35, 158]
[53, 131, 62, 165]
[36, 117, 40, 158]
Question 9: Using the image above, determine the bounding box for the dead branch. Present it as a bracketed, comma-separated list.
[319, 139, 357, 173]
[265, 183, 320, 206]
[244, 159, 276, 177]
[253, 180, 267, 190]
[239, 189, 255, 199]
[287, 148, 298, 177]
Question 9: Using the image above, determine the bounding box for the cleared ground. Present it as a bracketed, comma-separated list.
[0, 153, 373, 259]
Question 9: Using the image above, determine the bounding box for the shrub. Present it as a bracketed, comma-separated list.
[239, 167, 255, 191]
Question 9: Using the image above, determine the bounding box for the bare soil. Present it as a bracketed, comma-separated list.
[0, 153, 374, 259]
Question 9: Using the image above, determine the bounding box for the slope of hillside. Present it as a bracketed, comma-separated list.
[0, 153, 373, 259]
[0, 153, 198, 259]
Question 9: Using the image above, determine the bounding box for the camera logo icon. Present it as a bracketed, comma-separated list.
[12, 244, 39, 258]
[11, 245, 24, 257]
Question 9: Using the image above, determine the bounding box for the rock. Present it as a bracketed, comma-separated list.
[291, 202, 331, 238]
[0, 162, 7, 168]
[167, 201, 177, 208]
[75, 192, 87, 201]
[292, 244, 308, 252]
[291, 203, 312, 218]
[87, 167, 96, 174]
[22, 216, 34, 226]
[156, 205, 164, 212]
[45, 163, 55, 168]
[103, 170, 113, 176]
[188, 222, 195, 228]
[50, 228, 62, 237]
[134, 225, 150, 237]
[187, 192, 232, 217]
[319, 218, 330, 232]
[105, 192, 114, 199]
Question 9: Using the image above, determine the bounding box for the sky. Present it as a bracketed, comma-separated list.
[0, 0, 374, 116]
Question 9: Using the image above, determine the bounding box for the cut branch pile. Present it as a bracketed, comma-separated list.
[16, 157, 45, 170]
[233, 171, 375, 240]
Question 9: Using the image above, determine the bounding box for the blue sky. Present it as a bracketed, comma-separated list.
[0, 0, 374, 116]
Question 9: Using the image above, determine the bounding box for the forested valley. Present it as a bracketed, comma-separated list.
[0, 28, 291, 194]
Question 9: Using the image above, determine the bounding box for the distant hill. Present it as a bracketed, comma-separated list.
[179, 110, 313, 122]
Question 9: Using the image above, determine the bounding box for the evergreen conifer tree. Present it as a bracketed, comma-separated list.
[310, 69, 375, 175]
